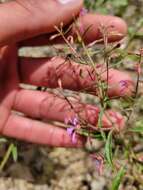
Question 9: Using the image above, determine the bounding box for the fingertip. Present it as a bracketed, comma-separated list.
[106, 69, 134, 97]
[57, 0, 83, 6]
[75, 134, 86, 148]
[75, 13, 127, 44]
[63, 132, 86, 148]
[106, 15, 128, 42]
[58, 0, 83, 24]
[103, 110, 125, 130]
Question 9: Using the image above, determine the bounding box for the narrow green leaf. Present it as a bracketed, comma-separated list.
[0, 143, 14, 171]
[130, 120, 143, 133]
[79, 129, 103, 140]
[130, 126, 143, 133]
[111, 166, 125, 190]
[98, 109, 106, 141]
[12, 145, 18, 162]
[110, 0, 128, 7]
[105, 131, 113, 167]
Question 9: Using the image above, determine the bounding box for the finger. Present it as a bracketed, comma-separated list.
[13, 89, 125, 129]
[19, 57, 134, 97]
[21, 13, 127, 46]
[0, 0, 83, 46]
[3, 114, 84, 147]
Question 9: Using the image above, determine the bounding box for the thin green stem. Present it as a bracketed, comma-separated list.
[0, 143, 14, 171]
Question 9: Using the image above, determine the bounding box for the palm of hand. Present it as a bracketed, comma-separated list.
[0, 45, 88, 147]
[0, 0, 134, 147]
[0, 45, 19, 132]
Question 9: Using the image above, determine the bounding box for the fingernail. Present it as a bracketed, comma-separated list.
[57, 0, 76, 4]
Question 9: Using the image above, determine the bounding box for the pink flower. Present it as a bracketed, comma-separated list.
[119, 80, 132, 94]
[67, 126, 75, 136]
[65, 116, 79, 126]
[90, 154, 104, 175]
[65, 116, 79, 144]
[80, 8, 88, 17]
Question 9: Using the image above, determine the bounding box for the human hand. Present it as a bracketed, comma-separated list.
[0, 0, 134, 147]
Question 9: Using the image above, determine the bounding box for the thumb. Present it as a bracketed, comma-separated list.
[0, 0, 83, 46]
